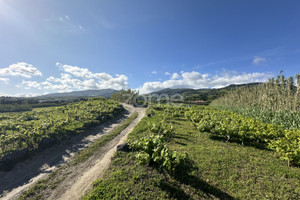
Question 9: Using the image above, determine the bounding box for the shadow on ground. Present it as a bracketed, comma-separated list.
[159, 156, 235, 200]
[209, 134, 270, 151]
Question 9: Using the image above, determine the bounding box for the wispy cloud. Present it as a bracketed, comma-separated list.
[193, 47, 284, 70]
[0, 62, 42, 78]
[151, 71, 157, 75]
[0, 78, 9, 83]
[253, 56, 267, 65]
[138, 70, 272, 94]
[0, 92, 40, 97]
[45, 14, 85, 34]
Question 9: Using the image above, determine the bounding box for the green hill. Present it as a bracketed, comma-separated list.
[39, 89, 118, 98]
[147, 83, 262, 103]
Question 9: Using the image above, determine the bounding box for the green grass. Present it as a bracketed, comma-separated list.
[84, 109, 300, 200]
[18, 112, 138, 200]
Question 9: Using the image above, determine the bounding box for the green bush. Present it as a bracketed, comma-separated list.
[129, 134, 187, 173]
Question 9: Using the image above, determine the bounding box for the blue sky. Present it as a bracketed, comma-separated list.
[0, 0, 299, 96]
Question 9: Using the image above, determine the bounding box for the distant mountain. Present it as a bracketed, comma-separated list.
[147, 88, 195, 96]
[39, 89, 119, 98]
[222, 82, 262, 89]
[147, 82, 262, 103]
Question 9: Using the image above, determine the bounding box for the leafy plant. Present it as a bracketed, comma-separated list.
[268, 130, 300, 166]
[147, 121, 174, 140]
[129, 134, 187, 173]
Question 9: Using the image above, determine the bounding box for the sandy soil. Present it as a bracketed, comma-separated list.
[0, 104, 146, 200]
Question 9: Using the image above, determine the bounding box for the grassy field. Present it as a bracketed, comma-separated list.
[84, 107, 300, 200]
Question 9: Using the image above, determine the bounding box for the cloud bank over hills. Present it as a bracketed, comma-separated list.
[34, 63, 128, 92]
[137, 71, 272, 94]
[0, 62, 273, 97]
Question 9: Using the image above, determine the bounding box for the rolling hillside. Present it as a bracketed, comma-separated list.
[148, 83, 262, 103]
[39, 89, 118, 98]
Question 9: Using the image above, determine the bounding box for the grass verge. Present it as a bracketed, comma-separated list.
[17, 112, 138, 200]
[72, 112, 138, 165]
[84, 108, 300, 200]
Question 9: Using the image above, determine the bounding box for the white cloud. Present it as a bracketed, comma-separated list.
[151, 71, 157, 75]
[0, 92, 40, 97]
[0, 92, 9, 97]
[253, 56, 267, 65]
[0, 78, 9, 83]
[57, 63, 92, 78]
[14, 93, 40, 97]
[57, 63, 128, 88]
[165, 72, 180, 80]
[0, 62, 42, 78]
[137, 70, 272, 94]
[170, 73, 180, 80]
[18, 80, 41, 89]
[19, 63, 128, 92]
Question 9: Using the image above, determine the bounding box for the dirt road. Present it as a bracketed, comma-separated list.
[0, 104, 146, 200]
